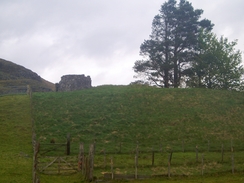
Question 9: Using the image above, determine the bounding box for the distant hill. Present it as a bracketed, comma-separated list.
[0, 58, 55, 94]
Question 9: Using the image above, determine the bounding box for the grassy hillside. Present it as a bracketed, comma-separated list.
[32, 85, 244, 153]
[1, 85, 243, 182]
[0, 58, 55, 94]
[0, 95, 32, 182]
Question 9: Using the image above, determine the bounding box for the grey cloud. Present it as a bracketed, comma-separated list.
[0, 0, 243, 85]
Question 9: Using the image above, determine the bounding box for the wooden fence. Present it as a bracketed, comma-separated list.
[32, 132, 40, 183]
[37, 155, 78, 175]
[31, 132, 244, 182]
[79, 142, 243, 181]
[35, 134, 78, 174]
[30, 85, 39, 183]
[32, 142, 97, 182]
[31, 138, 244, 182]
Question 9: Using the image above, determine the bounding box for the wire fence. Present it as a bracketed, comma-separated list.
[88, 142, 243, 181]
[30, 137, 244, 182]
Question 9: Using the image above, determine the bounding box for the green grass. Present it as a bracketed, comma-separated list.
[38, 174, 83, 183]
[32, 85, 244, 153]
[1, 85, 244, 182]
[0, 95, 32, 182]
[130, 173, 244, 183]
[31, 85, 244, 181]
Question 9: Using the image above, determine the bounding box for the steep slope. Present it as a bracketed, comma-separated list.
[0, 58, 55, 94]
[32, 85, 244, 152]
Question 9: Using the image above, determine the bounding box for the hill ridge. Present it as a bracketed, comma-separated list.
[0, 58, 55, 94]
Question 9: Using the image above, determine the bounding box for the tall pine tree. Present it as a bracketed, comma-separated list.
[133, 0, 213, 88]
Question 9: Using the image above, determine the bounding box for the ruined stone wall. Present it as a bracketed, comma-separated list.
[56, 74, 92, 92]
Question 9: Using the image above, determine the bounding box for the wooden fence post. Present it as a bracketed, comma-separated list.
[208, 140, 210, 152]
[33, 142, 40, 183]
[196, 146, 199, 162]
[89, 144, 94, 181]
[27, 85, 30, 95]
[58, 156, 61, 174]
[78, 143, 84, 173]
[201, 153, 204, 176]
[168, 151, 173, 178]
[66, 134, 70, 155]
[103, 150, 106, 168]
[93, 140, 96, 155]
[231, 139, 233, 152]
[135, 154, 138, 179]
[82, 146, 85, 174]
[84, 144, 95, 181]
[231, 139, 232, 152]
[135, 143, 139, 179]
[27, 85, 32, 98]
[85, 156, 89, 180]
[111, 156, 114, 180]
[151, 148, 155, 166]
[136, 141, 139, 154]
[119, 142, 122, 153]
[35, 177, 40, 183]
[231, 153, 234, 174]
[221, 144, 224, 162]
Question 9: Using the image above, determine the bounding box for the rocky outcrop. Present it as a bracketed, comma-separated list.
[56, 74, 92, 92]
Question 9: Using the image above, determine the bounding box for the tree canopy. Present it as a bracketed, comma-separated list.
[186, 30, 244, 90]
[133, 0, 243, 90]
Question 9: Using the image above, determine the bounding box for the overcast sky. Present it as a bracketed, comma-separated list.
[0, 0, 243, 86]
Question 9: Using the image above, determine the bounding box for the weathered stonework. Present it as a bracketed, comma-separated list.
[56, 74, 92, 92]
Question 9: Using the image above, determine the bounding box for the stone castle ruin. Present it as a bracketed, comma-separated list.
[55, 74, 92, 92]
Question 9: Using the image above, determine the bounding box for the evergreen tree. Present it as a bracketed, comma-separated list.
[133, 0, 213, 88]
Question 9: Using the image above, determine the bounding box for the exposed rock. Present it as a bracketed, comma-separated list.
[56, 74, 92, 92]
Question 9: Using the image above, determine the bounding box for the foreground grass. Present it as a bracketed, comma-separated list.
[130, 173, 244, 183]
[38, 174, 83, 183]
[0, 95, 32, 182]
